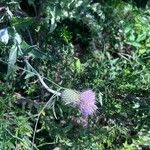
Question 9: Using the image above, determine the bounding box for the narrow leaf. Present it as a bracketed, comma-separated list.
[7, 44, 18, 77]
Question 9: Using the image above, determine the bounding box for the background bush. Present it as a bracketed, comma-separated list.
[0, 0, 150, 149]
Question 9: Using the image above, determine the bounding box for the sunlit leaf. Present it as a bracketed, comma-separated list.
[7, 44, 18, 77]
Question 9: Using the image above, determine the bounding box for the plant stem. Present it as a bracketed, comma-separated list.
[25, 60, 61, 96]
[37, 74, 61, 96]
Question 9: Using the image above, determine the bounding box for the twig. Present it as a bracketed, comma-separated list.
[25, 60, 61, 96]
[32, 94, 57, 149]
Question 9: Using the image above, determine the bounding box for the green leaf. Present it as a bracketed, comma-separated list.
[124, 26, 131, 33]
[20, 41, 51, 60]
[75, 58, 81, 74]
[129, 42, 141, 47]
[146, 43, 150, 47]
[24, 72, 35, 79]
[7, 44, 18, 77]
[139, 49, 146, 54]
[136, 33, 147, 42]
[11, 17, 34, 28]
[129, 33, 135, 41]
[14, 32, 22, 44]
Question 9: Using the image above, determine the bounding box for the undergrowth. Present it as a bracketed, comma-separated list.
[0, 0, 150, 149]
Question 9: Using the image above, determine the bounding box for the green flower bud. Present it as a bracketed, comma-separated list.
[61, 89, 80, 105]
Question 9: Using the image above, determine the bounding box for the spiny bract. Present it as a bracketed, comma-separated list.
[61, 89, 80, 105]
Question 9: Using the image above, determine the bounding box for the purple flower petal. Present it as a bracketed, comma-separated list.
[78, 90, 97, 117]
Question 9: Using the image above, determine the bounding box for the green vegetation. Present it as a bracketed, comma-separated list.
[0, 0, 150, 149]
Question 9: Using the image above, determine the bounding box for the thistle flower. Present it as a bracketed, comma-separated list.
[78, 90, 97, 117]
[61, 89, 97, 117]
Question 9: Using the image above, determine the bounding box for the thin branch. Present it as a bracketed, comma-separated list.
[25, 60, 61, 96]
[32, 94, 57, 149]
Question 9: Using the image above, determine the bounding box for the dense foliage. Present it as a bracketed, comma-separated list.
[0, 0, 150, 149]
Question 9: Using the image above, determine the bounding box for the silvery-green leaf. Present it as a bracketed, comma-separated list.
[50, 9, 57, 33]
[24, 72, 35, 79]
[6, 7, 13, 18]
[7, 44, 18, 77]
[98, 92, 103, 106]
[0, 28, 9, 44]
[14, 32, 22, 44]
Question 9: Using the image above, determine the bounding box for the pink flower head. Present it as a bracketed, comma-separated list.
[78, 90, 97, 117]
